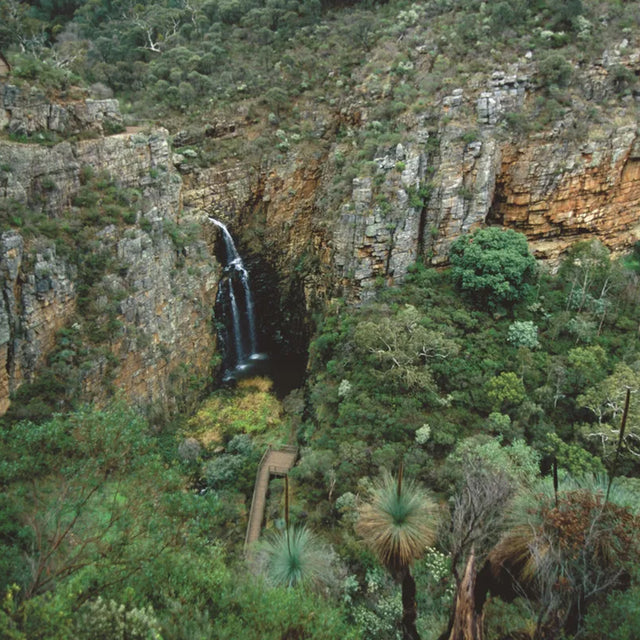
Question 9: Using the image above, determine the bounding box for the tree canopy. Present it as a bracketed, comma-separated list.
[449, 228, 537, 311]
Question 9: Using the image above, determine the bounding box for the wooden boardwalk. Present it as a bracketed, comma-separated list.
[244, 445, 297, 552]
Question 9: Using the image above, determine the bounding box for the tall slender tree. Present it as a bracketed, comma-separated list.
[356, 467, 439, 640]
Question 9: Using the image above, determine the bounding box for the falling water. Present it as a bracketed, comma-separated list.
[209, 217, 266, 379]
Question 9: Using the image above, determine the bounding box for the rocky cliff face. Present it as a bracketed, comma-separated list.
[189, 45, 640, 305]
[1, 82, 122, 136]
[323, 50, 640, 296]
[490, 125, 640, 261]
[0, 91, 219, 415]
[1, 40, 640, 412]
[0, 231, 76, 414]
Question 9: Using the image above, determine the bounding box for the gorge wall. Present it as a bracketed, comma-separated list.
[1, 38, 639, 413]
[192, 43, 640, 304]
[0, 92, 220, 415]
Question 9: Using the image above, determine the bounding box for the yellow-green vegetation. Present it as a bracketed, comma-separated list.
[185, 376, 285, 445]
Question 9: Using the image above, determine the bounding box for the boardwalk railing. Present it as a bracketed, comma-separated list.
[244, 444, 297, 553]
[244, 445, 271, 551]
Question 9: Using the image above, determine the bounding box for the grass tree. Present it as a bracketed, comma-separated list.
[259, 477, 336, 592]
[488, 475, 640, 638]
[260, 524, 336, 591]
[356, 467, 439, 640]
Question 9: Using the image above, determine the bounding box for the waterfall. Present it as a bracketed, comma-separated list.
[209, 217, 265, 378]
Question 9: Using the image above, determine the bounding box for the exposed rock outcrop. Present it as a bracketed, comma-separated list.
[491, 125, 640, 262]
[318, 48, 640, 297]
[0, 120, 219, 415]
[0, 232, 75, 413]
[1, 82, 122, 136]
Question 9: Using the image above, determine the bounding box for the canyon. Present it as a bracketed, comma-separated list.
[1, 42, 639, 414]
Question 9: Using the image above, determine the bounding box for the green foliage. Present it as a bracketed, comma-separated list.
[415, 547, 454, 617]
[407, 183, 434, 210]
[4, 2, 640, 635]
[203, 433, 259, 493]
[218, 578, 359, 640]
[483, 597, 535, 640]
[567, 344, 608, 390]
[622, 242, 640, 273]
[576, 361, 640, 467]
[10, 53, 81, 92]
[163, 220, 200, 252]
[560, 239, 611, 298]
[609, 63, 638, 96]
[0, 585, 26, 640]
[485, 412, 515, 440]
[0, 588, 75, 640]
[0, 402, 182, 600]
[537, 53, 573, 90]
[545, 432, 605, 476]
[449, 228, 537, 311]
[258, 525, 337, 590]
[582, 578, 640, 640]
[352, 304, 459, 394]
[0, 399, 359, 639]
[343, 569, 402, 640]
[76, 597, 161, 640]
[447, 436, 541, 489]
[507, 320, 540, 349]
[485, 371, 527, 412]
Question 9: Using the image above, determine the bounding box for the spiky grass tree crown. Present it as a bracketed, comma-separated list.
[261, 525, 335, 591]
[357, 470, 439, 575]
[492, 474, 640, 585]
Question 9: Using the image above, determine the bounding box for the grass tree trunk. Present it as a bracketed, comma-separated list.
[448, 550, 484, 640]
[398, 566, 420, 640]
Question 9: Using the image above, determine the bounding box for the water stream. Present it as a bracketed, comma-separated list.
[209, 217, 267, 380]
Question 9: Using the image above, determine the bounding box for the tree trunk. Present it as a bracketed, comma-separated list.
[448, 550, 484, 640]
[399, 566, 421, 640]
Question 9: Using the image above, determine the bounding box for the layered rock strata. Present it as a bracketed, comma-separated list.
[0, 123, 218, 415]
[491, 126, 640, 261]
[1, 82, 122, 136]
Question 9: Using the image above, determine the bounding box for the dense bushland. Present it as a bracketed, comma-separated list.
[2, 0, 640, 635]
[2, 232, 640, 639]
[2, 0, 638, 145]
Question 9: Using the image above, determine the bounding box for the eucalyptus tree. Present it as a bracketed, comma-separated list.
[577, 361, 640, 465]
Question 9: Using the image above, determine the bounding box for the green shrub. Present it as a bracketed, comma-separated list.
[507, 320, 540, 349]
[76, 597, 161, 640]
[449, 227, 537, 311]
[582, 582, 640, 639]
[538, 53, 573, 90]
